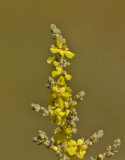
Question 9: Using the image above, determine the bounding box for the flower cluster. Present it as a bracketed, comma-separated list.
[32, 24, 121, 160]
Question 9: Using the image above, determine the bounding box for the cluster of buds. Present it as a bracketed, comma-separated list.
[31, 24, 121, 160]
[33, 130, 50, 146]
[50, 24, 65, 44]
[67, 108, 79, 128]
[84, 130, 104, 146]
[88, 139, 121, 160]
[74, 91, 85, 101]
[31, 103, 49, 116]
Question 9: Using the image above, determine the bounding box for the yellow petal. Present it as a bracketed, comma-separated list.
[66, 109, 70, 117]
[49, 105, 56, 109]
[65, 74, 72, 80]
[49, 116, 55, 123]
[68, 139, 77, 147]
[82, 144, 88, 150]
[52, 71, 61, 78]
[58, 111, 66, 117]
[60, 133, 67, 141]
[77, 150, 86, 159]
[50, 47, 60, 54]
[67, 147, 76, 156]
[55, 108, 62, 113]
[55, 98, 64, 107]
[52, 86, 58, 93]
[65, 127, 73, 135]
[47, 56, 55, 64]
[57, 76, 65, 85]
[49, 110, 54, 115]
[59, 87, 66, 93]
[56, 116, 62, 125]
[50, 93, 57, 99]
[62, 92, 72, 101]
[62, 141, 68, 152]
[77, 139, 83, 145]
[64, 50, 75, 59]
[56, 66, 62, 72]
[59, 49, 65, 56]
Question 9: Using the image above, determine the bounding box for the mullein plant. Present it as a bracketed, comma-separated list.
[31, 24, 121, 160]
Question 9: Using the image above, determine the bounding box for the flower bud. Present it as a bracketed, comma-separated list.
[53, 146, 58, 152]
[89, 141, 93, 146]
[53, 61, 58, 67]
[98, 154, 103, 159]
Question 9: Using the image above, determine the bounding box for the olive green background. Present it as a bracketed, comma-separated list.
[0, 0, 125, 160]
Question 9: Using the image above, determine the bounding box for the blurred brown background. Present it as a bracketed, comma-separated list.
[0, 0, 125, 160]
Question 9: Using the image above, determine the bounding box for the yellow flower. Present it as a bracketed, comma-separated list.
[55, 123, 73, 138]
[63, 123, 73, 139]
[54, 123, 72, 144]
[49, 108, 66, 125]
[50, 45, 75, 59]
[50, 86, 72, 107]
[67, 139, 88, 159]
[52, 66, 72, 85]
[55, 133, 67, 145]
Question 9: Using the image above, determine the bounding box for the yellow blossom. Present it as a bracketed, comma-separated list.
[67, 139, 88, 159]
[54, 123, 73, 144]
[49, 108, 66, 125]
[55, 123, 73, 137]
[50, 47, 75, 59]
[49, 107, 70, 126]
[52, 66, 72, 85]
[50, 86, 72, 107]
